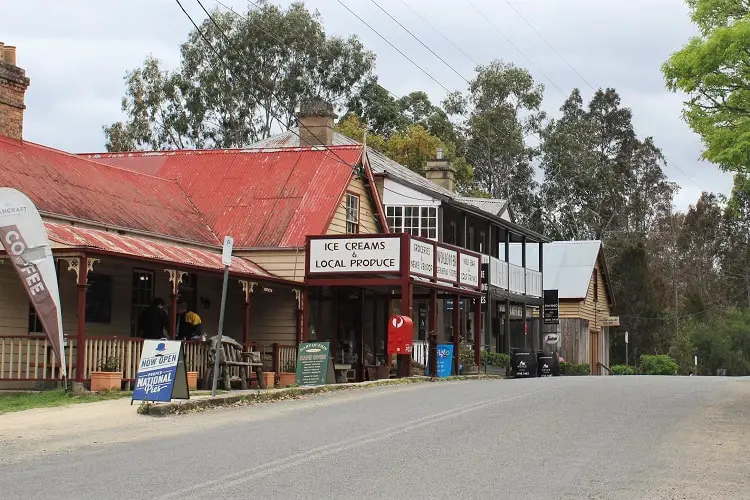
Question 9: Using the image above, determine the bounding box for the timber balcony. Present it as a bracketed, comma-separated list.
[0, 336, 298, 389]
[482, 255, 543, 298]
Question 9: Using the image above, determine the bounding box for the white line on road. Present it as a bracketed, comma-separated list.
[156, 386, 552, 499]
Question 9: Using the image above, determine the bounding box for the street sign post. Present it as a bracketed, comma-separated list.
[211, 236, 233, 397]
[625, 331, 629, 369]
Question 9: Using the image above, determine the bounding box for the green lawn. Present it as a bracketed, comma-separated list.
[0, 389, 132, 414]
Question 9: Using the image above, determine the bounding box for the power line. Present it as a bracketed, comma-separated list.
[175, 0, 355, 170]
[490, 0, 704, 191]
[335, 0, 452, 94]
[396, 0, 480, 67]
[368, 0, 470, 85]
[463, 0, 565, 95]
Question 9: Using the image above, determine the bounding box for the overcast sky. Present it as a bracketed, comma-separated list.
[1, 0, 734, 210]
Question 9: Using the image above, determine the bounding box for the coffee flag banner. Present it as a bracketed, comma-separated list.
[0, 188, 66, 377]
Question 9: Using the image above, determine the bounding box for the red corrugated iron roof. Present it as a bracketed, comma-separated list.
[0, 136, 218, 245]
[85, 146, 364, 248]
[45, 221, 272, 278]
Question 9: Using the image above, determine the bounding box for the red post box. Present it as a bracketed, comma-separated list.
[387, 315, 414, 356]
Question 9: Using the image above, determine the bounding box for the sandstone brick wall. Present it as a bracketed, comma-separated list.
[0, 62, 29, 140]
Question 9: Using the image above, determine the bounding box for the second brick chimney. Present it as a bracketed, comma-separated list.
[425, 148, 456, 192]
[0, 42, 30, 141]
[297, 98, 337, 147]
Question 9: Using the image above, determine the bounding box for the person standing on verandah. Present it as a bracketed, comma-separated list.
[176, 302, 203, 340]
[137, 297, 170, 339]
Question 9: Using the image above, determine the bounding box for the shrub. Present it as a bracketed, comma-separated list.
[638, 355, 679, 375]
[481, 351, 510, 368]
[560, 362, 591, 376]
[611, 364, 635, 375]
[459, 345, 475, 366]
[98, 356, 121, 372]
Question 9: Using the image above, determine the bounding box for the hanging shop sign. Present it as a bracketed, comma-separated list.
[308, 236, 401, 274]
[410, 238, 434, 278]
[435, 246, 458, 283]
[460, 253, 480, 287]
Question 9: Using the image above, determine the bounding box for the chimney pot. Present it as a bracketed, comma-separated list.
[3, 46, 16, 66]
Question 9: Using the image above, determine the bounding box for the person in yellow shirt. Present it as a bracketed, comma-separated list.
[176, 302, 203, 340]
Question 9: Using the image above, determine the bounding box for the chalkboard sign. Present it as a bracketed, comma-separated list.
[296, 342, 335, 386]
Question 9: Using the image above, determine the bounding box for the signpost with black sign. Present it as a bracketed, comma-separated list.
[543, 289, 559, 325]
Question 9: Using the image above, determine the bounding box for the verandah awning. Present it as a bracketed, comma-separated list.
[43, 221, 281, 282]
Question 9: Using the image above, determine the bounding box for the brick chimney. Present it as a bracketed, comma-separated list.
[0, 42, 30, 141]
[297, 98, 337, 147]
[425, 148, 456, 192]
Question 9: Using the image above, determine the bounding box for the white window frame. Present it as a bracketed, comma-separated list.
[385, 205, 438, 240]
[346, 193, 360, 234]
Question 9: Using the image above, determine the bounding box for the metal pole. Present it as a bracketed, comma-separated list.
[625, 331, 629, 373]
[211, 265, 231, 397]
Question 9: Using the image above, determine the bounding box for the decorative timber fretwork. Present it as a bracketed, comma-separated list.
[60, 256, 100, 284]
[165, 269, 187, 295]
[239, 280, 257, 303]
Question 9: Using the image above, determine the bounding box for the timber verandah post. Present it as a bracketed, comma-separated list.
[60, 255, 98, 383]
[239, 280, 257, 350]
[165, 270, 186, 340]
[75, 256, 89, 383]
[399, 233, 412, 378]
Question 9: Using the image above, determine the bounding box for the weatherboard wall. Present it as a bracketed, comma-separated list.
[327, 175, 381, 235]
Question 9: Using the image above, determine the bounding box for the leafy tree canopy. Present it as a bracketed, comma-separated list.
[662, 0, 750, 173]
[105, 1, 375, 151]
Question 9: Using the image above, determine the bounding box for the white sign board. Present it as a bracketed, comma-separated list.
[410, 239, 434, 278]
[309, 237, 401, 274]
[544, 333, 559, 345]
[435, 246, 458, 283]
[222, 235, 234, 266]
[625, 331, 629, 344]
[460, 253, 480, 287]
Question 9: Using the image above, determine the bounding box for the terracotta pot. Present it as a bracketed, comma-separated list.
[278, 372, 296, 387]
[90, 372, 122, 392]
[262, 372, 275, 389]
[187, 371, 199, 391]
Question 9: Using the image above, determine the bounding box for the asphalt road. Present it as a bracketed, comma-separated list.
[2, 376, 749, 499]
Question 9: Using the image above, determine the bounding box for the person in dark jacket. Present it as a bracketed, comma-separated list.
[137, 297, 169, 339]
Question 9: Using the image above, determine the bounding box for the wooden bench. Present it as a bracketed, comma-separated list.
[203, 336, 266, 390]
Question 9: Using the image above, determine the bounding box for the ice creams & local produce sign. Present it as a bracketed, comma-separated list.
[307, 235, 480, 290]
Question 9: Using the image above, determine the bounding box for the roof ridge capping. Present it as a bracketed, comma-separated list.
[79, 144, 363, 158]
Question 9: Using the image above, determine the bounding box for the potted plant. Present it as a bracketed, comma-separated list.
[90, 356, 122, 392]
[187, 371, 199, 391]
[459, 344, 478, 375]
[278, 361, 297, 387]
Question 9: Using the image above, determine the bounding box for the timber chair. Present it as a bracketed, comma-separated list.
[203, 336, 266, 390]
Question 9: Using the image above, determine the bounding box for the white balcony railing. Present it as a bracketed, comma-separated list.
[525, 268, 542, 297]
[487, 255, 542, 297]
[508, 263, 526, 294]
